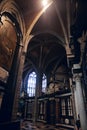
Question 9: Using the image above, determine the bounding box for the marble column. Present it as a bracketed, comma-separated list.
[73, 64, 87, 130]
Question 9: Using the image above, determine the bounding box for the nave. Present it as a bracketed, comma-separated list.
[0, 0, 87, 130]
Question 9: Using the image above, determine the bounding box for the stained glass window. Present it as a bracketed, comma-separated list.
[27, 72, 47, 97]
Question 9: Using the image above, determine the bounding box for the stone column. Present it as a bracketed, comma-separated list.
[33, 71, 43, 123]
[38, 71, 43, 96]
[0, 41, 23, 122]
[24, 100, 27, 119]
[73, 64, 87, 130]
[43, 100, 46, 121]
[33, 72, 39, 123]
[12, 35, 33, 120]
[55, 98, 60, 124]
[71, 83, 77, 124]
[12, 51, 26, 120]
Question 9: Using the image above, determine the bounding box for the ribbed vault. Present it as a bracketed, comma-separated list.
[23, 33, 68, 80]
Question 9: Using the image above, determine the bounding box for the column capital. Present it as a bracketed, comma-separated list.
[73, 73, 82, 82]
[72, 64, 82, 77]
[73, 64, 81, 69]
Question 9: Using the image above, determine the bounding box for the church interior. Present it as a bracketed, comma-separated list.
[0, 0, 87, 130]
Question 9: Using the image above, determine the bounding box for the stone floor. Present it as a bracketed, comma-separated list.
[21, 121, 71, 130]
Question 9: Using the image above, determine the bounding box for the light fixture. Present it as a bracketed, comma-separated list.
[42, 0, 48, 7]
[41, 0, 53, 12]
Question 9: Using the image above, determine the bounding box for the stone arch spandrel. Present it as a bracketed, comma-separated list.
[0, 0, 25, 43]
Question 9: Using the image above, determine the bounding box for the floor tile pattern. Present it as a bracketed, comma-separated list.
[21, 121, 68, 130]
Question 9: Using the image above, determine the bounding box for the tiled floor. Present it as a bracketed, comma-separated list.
[21, 121, 68, 130]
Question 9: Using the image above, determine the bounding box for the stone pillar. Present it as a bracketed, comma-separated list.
[12, 35, 33, 120]
[33, 72, 39, 123]
[12, 52, 26, 120]
[33, 71, 43, 123]
[38, 71, 43, 96]
[73, 64, 87, 130]
[24, 100, 27, 119]
[71, 83, 77, 124]
[44, 100, 46, 121]
[0, 42, 23, 122]
[55, 98, 60, 124]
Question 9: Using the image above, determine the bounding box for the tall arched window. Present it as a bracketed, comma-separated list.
[27, 72, 36, 97]
[42, 74, 47, 93]
[27, 72, 47, 97]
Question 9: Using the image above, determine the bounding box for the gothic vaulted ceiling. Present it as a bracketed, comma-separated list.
[20, 0, 72, 76]
[0, 0, 87, 79]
